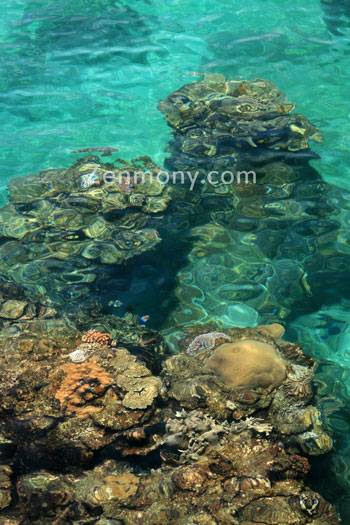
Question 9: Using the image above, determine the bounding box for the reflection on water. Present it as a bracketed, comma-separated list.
[321, 0, 350, 35]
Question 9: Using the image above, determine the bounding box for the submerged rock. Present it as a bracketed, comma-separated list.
[159, 78, 350, 331]
[159, 77, 321, 172]
[0, 156, 171, 314]
[0, 278, 57, 335]
[0, 300, 28, 320]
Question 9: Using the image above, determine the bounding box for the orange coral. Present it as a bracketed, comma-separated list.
[81, 329, 113, 347]
[54, 358, 113, 417]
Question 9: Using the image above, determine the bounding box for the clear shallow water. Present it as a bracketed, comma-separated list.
[2, 0, 350, 520]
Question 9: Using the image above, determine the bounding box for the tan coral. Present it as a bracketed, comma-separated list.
[111, 348, 162, 409]
[54, 359, 113, 417]
[205, 339, 286, 390]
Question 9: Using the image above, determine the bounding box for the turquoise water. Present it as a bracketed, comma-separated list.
[2, 0, 350, 520]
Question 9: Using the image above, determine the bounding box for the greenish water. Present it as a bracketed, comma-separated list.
[2, 0, 350, 520]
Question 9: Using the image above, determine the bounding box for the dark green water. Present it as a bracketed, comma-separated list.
[2, 0, 350, 520]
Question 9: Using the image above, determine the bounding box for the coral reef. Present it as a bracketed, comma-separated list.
[0, 312, 165, 469]
[0, 320, 340, 524]
[159, 77, 321, 173]
[163, 325, 332, 457]
[159, 78, 350, 332]
[0, 78, 344, 523]
[0, 156, 171, 314]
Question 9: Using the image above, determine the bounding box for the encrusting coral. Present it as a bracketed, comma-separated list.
[53, 359, 113, 416]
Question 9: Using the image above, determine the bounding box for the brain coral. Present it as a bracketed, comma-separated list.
[205, 339, 286, 390]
